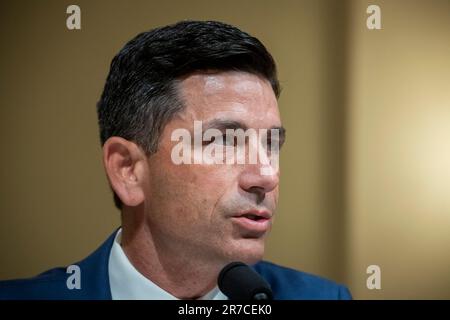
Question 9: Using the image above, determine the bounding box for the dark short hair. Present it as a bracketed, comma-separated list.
[97, 20, 280, 209]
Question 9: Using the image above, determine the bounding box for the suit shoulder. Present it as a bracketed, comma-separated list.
[0, 267, 71, 300]
[0, 231, 116, 300]
[253, 261, 352, 300]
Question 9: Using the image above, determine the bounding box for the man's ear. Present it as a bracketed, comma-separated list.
[102, 137, 147, 207]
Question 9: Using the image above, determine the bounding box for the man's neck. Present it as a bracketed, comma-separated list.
[120, 220, 221, 299]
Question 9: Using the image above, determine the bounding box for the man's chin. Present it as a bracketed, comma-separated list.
[227, 238, 265, 265]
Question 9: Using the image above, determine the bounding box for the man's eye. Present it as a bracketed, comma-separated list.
[213, 134, 236, 146]
[202, 134, 235, 146]
[267, 138, 278, 148]
[265, 137, 283, 153]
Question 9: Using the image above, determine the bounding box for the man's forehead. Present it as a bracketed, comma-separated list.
[177, 71, 280, 127]
[181, 71, 268, 94]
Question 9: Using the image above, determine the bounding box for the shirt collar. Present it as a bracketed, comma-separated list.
[108, 228, 228, 300]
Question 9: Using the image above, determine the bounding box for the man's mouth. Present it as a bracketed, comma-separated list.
[231, 210, 272, 235]
[240, 213, 266, 221]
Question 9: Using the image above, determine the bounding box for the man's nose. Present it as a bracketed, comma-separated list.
[238, 164, 279, 200]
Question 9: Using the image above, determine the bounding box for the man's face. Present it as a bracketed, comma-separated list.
[144, 71, 283, 266]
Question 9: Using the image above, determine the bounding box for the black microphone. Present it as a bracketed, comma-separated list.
[218, 262, 273, 300]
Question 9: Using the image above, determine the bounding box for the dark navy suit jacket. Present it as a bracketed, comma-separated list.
[0, 231, 352, 300]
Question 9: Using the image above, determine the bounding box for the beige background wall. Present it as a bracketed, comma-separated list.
[346, 0, 450, 299]
[0, 0, 449, 299]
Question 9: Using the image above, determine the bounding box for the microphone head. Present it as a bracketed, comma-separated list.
[218, 262, 273, 300]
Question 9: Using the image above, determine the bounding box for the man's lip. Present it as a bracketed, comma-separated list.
[233, 210, 272, 220]
[230, 210, 272, 235]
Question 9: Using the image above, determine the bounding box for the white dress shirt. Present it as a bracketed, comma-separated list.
[108, 228, 228, 300]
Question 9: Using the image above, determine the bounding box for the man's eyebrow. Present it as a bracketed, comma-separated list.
[203, 119, 285, 132]
[202, 119, 248, 131]
[202, 118, 286, 143]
